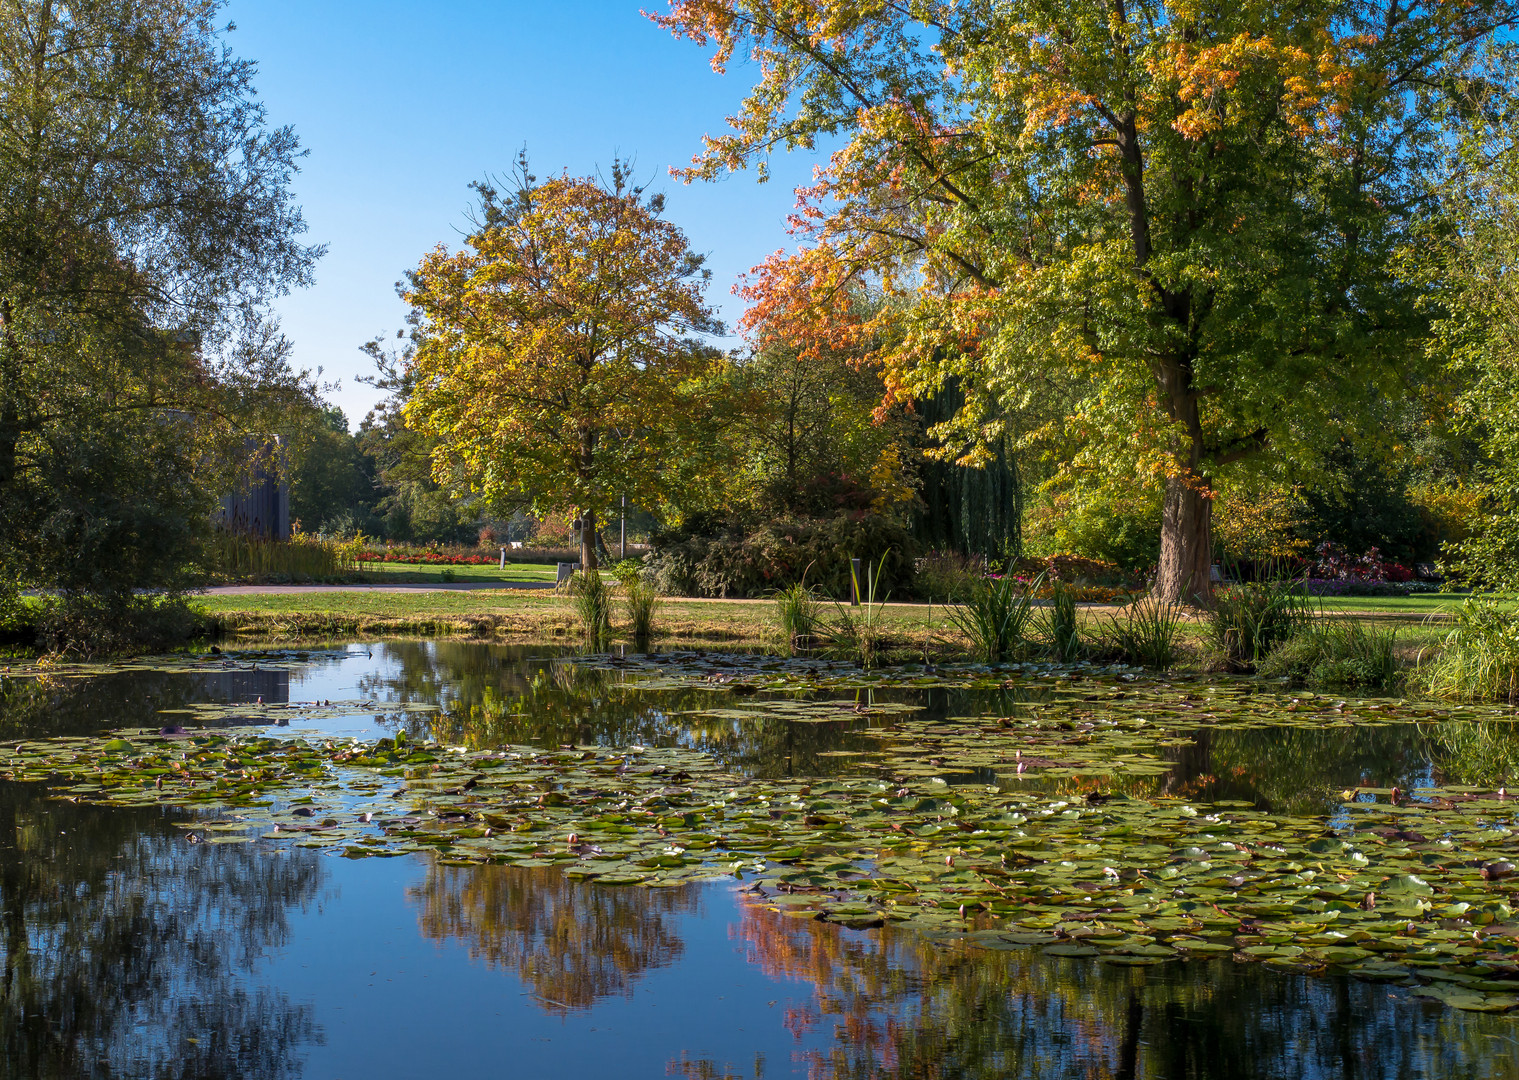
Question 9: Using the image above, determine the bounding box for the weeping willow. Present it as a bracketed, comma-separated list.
[911, 384, 1022, 563]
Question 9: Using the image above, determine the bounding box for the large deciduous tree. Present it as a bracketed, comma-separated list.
[0, 0, 320, 597]
[655, 0, 1519, 602]
[403, 159, 725, 571]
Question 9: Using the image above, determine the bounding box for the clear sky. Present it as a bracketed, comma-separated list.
[224, 0, 822, 429]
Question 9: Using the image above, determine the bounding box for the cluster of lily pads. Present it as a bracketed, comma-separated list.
[4, 664, 1519, 1014]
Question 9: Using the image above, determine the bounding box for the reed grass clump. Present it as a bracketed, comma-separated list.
[1422, 598, 1519, 703]
[773, 580, 822, 652]
[623, 577, 662, 650]
[204, 530, 360, 582]
[570, 569, 613, 646]
[1261, 618, 1399, 691]
[945, 572, 1038, 664]
[1098, 597, 1184, 669]
[1208, 580, 1315, 669]
[1036, 579, 1082, 662]
[824, 555, 890, 668]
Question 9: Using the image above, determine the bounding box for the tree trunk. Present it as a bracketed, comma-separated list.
[581, 506, 598, 572]
[1154, 471, 1212, 605]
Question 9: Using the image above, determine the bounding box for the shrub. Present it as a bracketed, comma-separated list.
[1096, 598, 1184, 669]
[645, 513, 916, 600]
[32, 593, 211, 659]
[1261, 619, 1399, 691]
[1421, 598, 1519, 703]
[1208, 580, 1315, 670]
[945, 573, 1039, 664]
[915, 550, 985, 602]
[206, 530, 361, 582]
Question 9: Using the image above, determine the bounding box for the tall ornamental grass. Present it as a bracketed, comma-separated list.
[1422, 598, 1519, 703]
[773, 580, 822, 652]
[946, 572, 1039, 664]
[1098, 598, 1184, 670]
[1036, 579, 1083, 662]
[205, 530, 360, 581]
[1208, 579, 1315, 669]
[570, 570, 613, 646]
[1261, 618, 1399, 691]
[623, 577, 662, 650]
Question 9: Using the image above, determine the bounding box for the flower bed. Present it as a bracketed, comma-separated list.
[1294, 578, 1445, 597]
[357, 550, 498, 567]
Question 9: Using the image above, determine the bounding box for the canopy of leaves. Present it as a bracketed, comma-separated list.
[403, 158, 728, 566]
[0, 0, 322, 594]
[655, 0, 1519, 596]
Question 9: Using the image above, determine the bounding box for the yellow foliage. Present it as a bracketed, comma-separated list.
[1213, 484, 1308, 563]
[1408, 483, 1482, 547]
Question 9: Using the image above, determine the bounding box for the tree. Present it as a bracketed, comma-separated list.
[654, 0, 1519, 602]
[1422, 88, 1519, 588]
[286, 406, 379, 536]
[0, 0, 321, 597]
[403, 157, 725, 570]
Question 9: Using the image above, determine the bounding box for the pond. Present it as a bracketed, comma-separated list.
[1, 641, 1518, 1078]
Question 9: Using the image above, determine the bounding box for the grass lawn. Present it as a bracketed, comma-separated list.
[356, 561, 561, 585]
[196, 588, 952, 653]
[1312, 593, 1512, 615]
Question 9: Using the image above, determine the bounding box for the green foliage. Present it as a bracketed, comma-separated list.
[1208, 581, 1316, 670]
[1422, 598, 1519, 703]
[0, 0, 320, 607]
[913, 550, 984, 603]
[1037, 580, 1083, 663]
[1293, 442, 1428, 563]
[623, 577, 662, 650]
[1097, 599, 1184, 670]
[1025, 485, 1162, 573]
[646, 512, 916, 599]
[570, 571, 613, 646]
[822, 554, 891, 668]
[203, 531, 360, 583]
[1261, 619, 1400, 692]
[911, 383, 1022, 563]
[733, 336, 919, 517]
[30, 594, 211, 659]
[945, 573, 1038, 665]
[287, 407, 380, 536]
[772, 580, 822, 651]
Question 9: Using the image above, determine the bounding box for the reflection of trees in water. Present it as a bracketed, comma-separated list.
[0, 671, 200, 740]
[679, 905, 1518, 1080]
[409, 864, 700, 1013]
[1157, 725, 1439, 815]
[1425, 720, 1519, 788]
[0, 781, 324, 1079]
[359, 643, 902, 777]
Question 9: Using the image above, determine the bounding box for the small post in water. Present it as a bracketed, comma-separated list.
[851, 557, 862, 606]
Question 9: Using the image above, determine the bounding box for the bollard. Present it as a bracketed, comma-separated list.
[851, 557, 862, 606]
[499, 546, 507, 570]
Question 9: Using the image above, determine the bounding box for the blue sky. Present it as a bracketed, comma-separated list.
[225, 0, 822, 428]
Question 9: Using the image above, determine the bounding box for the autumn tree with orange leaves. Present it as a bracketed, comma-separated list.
[655, 0, 1519, 603]
[403, 158, 726, 571]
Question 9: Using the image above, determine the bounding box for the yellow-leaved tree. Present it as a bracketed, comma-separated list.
[403, 158, 727, 570]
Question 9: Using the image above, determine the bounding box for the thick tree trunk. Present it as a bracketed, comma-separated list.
[1154, 471, 1212, 606]
[581, 507, 598, 572]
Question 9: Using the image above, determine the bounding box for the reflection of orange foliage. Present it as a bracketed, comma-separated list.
[410, 864, 701, 1012]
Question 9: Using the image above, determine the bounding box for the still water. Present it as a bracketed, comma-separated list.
[1, 642, 1516, 1079]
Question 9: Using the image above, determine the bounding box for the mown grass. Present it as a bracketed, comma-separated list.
[193, 588, 1462, 673]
